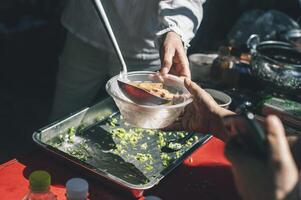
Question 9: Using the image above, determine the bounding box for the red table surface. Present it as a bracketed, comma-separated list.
[0, 137, 241, 200]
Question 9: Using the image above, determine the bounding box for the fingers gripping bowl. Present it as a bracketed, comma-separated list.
[106, 71, 192, 129]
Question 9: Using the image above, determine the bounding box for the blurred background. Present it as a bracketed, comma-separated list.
[0, 0, 65, 161]
[0, 0, 300, 162]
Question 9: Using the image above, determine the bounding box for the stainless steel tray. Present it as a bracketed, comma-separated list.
[33, 98, 211, 196]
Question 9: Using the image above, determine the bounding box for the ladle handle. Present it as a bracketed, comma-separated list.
[92, 0, 127, 74]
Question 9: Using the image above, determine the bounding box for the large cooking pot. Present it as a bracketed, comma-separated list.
[283, 29, 301, 43]
[247, 34, 301, 91]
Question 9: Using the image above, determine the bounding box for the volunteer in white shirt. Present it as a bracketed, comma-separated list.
[50, 0, 205, 121]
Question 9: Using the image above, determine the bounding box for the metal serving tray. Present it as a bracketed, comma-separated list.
[33, 98, 211, 197]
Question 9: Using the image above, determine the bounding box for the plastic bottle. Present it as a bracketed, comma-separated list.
[23, 170, 57, 200]
[66, 178, 89, 200]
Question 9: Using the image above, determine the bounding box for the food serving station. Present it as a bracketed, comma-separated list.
[2, 41, 300, 198]
[1, 1, 301, 200]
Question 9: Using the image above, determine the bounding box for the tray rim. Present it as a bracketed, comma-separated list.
[33, 131, 212, 190]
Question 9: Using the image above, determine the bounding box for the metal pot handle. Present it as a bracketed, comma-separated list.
[247, 34, 260, 51]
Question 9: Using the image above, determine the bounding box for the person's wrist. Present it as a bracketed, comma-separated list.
[165, 31, 179, 37]
[209, 107, 234, 141]
[165, 31, 185, 48]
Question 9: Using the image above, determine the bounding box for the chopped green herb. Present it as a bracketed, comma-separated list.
[176, 151, 181, 159]
[177, 132, 185, 138]
[135, 153, 153, 162]
[145, 165, 153, 171]
[167, 142, 182, 150]
[66, 144, 92, 161]
[68, 127, 76, 136]
[157, 133, 166, 147]
[107, 117, 119, 127]
[140, 143, 148, 150]
[161, 153, 172, 167]
[146, 130, 155, 135]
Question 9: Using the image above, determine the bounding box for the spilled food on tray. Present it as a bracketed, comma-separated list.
[47, 113, 202, 185]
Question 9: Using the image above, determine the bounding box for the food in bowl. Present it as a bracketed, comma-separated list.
[130, 82, 176, 100]
[106, 71, 192, 129]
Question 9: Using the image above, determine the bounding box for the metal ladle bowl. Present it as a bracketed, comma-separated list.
[117, 79, 171, 106]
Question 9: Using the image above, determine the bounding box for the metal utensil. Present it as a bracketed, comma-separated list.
[161, 132, 196, 153]
[117, 79, 171, 105]
[92, 0, 127, 74]
[92, 0, 170, 105]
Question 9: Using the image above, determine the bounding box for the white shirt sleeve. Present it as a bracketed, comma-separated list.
[156, 0, 205, 49]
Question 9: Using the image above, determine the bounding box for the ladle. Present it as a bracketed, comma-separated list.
[92, 0, 171, 105]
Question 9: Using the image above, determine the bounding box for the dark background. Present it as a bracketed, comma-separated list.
[0, 0, 300, 163]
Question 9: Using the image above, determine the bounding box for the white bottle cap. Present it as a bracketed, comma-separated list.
[144, 196, 162, 200]
[66, 178, 89, 200]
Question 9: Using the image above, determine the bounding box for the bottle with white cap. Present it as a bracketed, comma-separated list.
[66, 178, 89, 200]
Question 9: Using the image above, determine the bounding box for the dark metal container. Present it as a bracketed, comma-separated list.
[247, 34, 301, 91]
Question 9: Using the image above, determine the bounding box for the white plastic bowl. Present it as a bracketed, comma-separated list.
[106, 71, 192, 129]
[205, 89, 232, 109]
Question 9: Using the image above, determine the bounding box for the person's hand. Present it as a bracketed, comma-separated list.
[166, 79, 234, 141]
[225, 116, 299, 200]
[160, 31, 191, 78]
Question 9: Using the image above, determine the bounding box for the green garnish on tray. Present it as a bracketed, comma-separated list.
[46, 114, 201, 184]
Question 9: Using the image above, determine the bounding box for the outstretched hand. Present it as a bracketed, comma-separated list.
[160, 32, 191, 78]
[166, 79, 233, 141]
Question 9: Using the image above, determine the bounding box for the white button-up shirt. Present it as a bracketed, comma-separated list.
[61, 0, 205, 60]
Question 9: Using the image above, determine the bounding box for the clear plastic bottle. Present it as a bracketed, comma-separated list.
[23, 170, 57, 200]
[66, 178, 89, 200]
